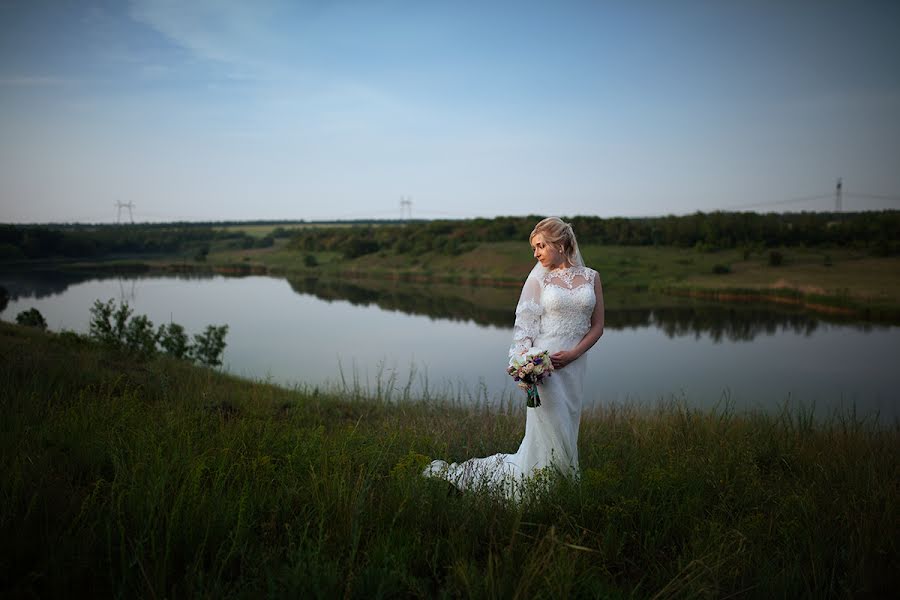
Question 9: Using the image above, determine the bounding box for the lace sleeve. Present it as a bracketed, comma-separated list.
[508, 273, 543, 361]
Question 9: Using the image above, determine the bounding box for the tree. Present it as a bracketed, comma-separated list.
[16, 308, 47, 329]
[89, 299, 228, 365]
[157, 322, 190, 359]
[192, 325, 229, 367]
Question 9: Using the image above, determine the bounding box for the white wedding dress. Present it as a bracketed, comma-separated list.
[423, 264, 598, 499]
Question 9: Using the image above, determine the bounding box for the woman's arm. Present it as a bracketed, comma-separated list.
[550, 275, 605, 369]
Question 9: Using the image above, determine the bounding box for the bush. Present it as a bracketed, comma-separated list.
[712, 264, 731, 275]
[158, 322, 190, 359]
[89, 299, 132, 347]
[768, 250, 784, 266]
[123, 314, 158, 356]
[89, 299, 228, 365]
[192, 325, 229, 367]
[16, 308, 47, 330]
[304, 254, 318, 267]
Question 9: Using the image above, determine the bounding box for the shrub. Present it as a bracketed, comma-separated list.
[89, 299, 132, 347]
[16, 308, 47, 330]
[712, 264, 731, 275]
[768, 250, 784, 266]
[192, 325, 229, 367]
[158, 322, 191, 359]
[89, 299, 227, 365]
[304, 254, 318, 267]
[123, 314, 158, 356]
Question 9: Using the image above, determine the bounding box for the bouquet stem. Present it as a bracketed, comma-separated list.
[526, 385, 541, 408]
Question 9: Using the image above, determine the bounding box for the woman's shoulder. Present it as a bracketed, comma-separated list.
[579, 265, 599, 280]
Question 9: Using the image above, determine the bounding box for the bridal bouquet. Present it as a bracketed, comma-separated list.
[507, 350, 554, 408]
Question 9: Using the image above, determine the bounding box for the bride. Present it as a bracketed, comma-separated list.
[424, 217, 605, 498]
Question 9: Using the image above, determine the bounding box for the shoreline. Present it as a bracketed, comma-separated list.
[5, 254, 897, 323]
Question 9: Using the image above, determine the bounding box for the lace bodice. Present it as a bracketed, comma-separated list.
[509, 266, 597, 359]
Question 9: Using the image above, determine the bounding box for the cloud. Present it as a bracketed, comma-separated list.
[128, 0, 293, 78]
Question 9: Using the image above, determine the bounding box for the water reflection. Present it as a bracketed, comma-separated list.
[284, 275, 886, 342]
[1, 270, 889, 343]
[286, 276, 514, 328]
[616, 306, 824, 342]
[1, 270, 896, 419]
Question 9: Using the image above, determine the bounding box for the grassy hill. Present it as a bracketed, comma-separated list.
[1, 321, 896, 597]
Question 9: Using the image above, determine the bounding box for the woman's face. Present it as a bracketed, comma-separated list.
[531, 233, 565, 268]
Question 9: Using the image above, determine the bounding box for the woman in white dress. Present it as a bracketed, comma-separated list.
[424, 217, 605, 498]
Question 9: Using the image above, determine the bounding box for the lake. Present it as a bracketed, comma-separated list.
[2, 270, 897, 421]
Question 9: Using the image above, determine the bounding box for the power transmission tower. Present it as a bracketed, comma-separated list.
[835, 178, 842, 212]
[400, 196, 412, 220]
[118, 278, 136, 304]
[115, 200, 135, 224]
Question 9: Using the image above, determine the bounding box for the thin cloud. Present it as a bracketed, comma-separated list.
[128, 0, 291, 78]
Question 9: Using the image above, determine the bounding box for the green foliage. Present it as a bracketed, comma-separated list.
[768, 250, 785, 266]
[0, 242, 25, 260]
[88, 299, 133, 347]
[711, 263, 731, 274]
[157, 322, 190, 359]
[194, 243, 210, 262]
[89, 299, 227, 365]
[0, 223, 258, 260]
[3, 212, 896, 265]
[15, 307, 46, 329]
[303, 253, 318, 267]
[283, 211, 900, 259]
[123, 314, 157, 356]
[191, 324, 229, 367]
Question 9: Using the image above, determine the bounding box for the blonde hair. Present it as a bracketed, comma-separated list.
[529, 217, 580, 265]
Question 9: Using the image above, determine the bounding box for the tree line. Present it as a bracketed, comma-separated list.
[0, 224, 287, 260]
[288, 211, 900, 258]
[1, 211, 897, 262]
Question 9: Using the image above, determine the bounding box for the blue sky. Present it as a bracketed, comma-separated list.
[1, 0, 899, 223]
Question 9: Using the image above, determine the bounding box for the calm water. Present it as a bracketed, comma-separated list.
[2, 271, 898, 420]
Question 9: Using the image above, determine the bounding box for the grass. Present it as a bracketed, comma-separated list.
[1, 321, 897, 598]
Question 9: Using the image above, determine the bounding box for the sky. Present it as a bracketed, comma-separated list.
[1, 0, 899, 224]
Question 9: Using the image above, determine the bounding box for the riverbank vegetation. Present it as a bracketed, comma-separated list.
[2, 212, 899, 320]
[1, 321, 896, 597]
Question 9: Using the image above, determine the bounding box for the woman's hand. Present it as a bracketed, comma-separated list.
[550, 350, 578, 370]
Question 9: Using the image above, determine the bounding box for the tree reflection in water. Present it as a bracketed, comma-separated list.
[0, 270, 886, 343]
[286, 276, 886, 343]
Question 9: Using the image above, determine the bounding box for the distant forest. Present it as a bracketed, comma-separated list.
[0, 224, 278, 260]
[1, 211, 897, 261]
[290, 212, 900, 258]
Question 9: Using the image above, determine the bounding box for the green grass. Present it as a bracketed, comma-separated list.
[1, 321, 896, 598]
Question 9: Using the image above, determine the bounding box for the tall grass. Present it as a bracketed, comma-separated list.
[1, 322, 896, 598]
